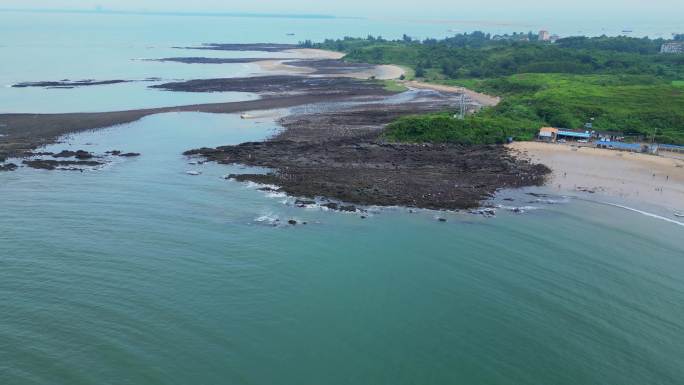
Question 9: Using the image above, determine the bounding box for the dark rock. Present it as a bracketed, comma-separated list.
[295, 199, 316, 207]
[437, 217, 447, 222]
[288, 219, 298, 225]
[13, 79, 129, 88]
[118, 152, 140, 157]
[177, 43, 299, 52]
[153, 57, 283, 64]
[322, 202, 339, 210]
[23, 159, 103, 170]
[0, 163, 18, 171]
[53, 150, 93, 159]
[75, 150, 94, 159]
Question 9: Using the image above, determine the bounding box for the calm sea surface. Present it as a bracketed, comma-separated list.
[1, 12, 683, 385]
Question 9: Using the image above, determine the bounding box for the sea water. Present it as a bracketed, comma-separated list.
[1, 11, 683, 385]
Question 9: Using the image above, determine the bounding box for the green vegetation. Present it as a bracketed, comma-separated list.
[381, 79, 409, 92]
[386, 113, 538, 144]
[305, 33, 684, 144]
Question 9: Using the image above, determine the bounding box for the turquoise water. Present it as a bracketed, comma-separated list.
[1, 112, 683, 384]
[2, 12, 684, 385]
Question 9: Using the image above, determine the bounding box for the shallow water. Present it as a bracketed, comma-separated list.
[2, 11, 684, 385]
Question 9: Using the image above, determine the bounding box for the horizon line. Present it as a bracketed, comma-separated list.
[0, 7, 363, 20]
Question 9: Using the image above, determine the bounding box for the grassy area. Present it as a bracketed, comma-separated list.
[381, 79, 409, 92]
[398, 65, 416, 80]
[385, 113, 539, 144]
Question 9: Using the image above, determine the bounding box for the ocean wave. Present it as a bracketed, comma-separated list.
[602, 203, 684, 228]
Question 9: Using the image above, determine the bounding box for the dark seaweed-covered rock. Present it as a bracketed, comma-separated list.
[321, 202, 357, 212]
[153, 57, 282, 64]
[258, 187, 281, 192]
[106, 150, 139, 157]
[53, 150, 93, 159]
[23, 159, 103, 170]
[0, 163, 18, 171]
[295, 199, 316, 207]
[13, 79, 128, 88]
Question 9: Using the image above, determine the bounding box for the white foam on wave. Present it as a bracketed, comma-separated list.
[254, 213, 281, 226]
[499, 205, 540, 213]
[532, 197, 570, 205]
[602, 202, 684, 227]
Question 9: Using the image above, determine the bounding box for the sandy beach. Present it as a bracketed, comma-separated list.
[509, 141, 684, 213]
[255, 48, 406, 80]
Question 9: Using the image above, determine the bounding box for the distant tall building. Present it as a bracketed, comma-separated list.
[538, 30, 551, 41]
[660, 42, 684, 54]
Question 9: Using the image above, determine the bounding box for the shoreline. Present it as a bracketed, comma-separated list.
[1, 44, 543, 211]
[255, 47, 499, 106]
[509, 141, 684, 213]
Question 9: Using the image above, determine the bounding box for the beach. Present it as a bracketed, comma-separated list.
[510, 141, 684, 212]
[256, 48, 407, 80]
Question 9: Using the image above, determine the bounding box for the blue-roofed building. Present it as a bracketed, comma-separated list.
[556, 130, 592, 141]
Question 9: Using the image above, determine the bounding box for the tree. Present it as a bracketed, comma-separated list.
[415, 64, 426, 78]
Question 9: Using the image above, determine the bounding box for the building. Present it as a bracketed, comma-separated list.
[660, 42, 684, 54]
[595, 131, 623, 142]
[556, 129, 591, 141]
[537, 127, 558, 142]
[538, 30, 551, 42]
[537, 127, 592, 142]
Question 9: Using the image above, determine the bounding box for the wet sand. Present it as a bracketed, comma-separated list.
[403, 80, 501, 107]
[510, 141, 684, 212]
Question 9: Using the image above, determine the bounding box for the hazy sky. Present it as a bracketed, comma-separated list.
[3, 0, 683, 19]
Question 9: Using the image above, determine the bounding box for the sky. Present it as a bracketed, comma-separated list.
[2, 0, 683, 20]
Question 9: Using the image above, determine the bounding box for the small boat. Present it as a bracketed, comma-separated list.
[186, 171, 201, 176]
[286, 33, 296, 36]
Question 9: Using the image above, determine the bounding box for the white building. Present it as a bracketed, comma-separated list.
[660, 42, 684, 54]
[538, 30, 551, 41]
